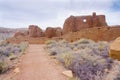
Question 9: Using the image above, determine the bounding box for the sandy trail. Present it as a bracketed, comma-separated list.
[13, 45, 68, 80]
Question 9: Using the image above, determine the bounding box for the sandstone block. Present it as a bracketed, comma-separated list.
[62, 70, 73, 78]
[110, 37, 120, 60]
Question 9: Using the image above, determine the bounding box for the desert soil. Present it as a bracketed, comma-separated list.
[0, 45, 68, 80]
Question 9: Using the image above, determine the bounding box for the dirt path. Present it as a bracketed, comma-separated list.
[13, 45, 68, 80]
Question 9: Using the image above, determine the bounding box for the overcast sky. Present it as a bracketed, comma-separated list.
[0, 0, 120, 29]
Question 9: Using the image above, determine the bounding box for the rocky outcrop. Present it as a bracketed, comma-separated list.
[63, 12, 107, 34]
[14, 32, 26, 37]
[110, 37, 120, 60]
[28, 25, 44, 37]
[45, 27, 62, 38]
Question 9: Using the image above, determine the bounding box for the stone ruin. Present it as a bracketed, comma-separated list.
[10, 12, 120, 44]
[28, 25, 44, 37]
[63, 12, 107, 34]
[14, 12, 108, 38]
[45, 27, 62, 38]
[14, 25, 44, 38]
[14, 25, 63, 38]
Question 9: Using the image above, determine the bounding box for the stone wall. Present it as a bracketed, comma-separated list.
[63, 12, 107, 34]
[28, 25, 44, 37]
[62, 26, 120, 42]
[8, 26, 120, 44]
[45, 27, 62, 38]
[8, 13, 120, 44]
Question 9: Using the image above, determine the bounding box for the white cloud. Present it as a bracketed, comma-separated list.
[0, 0, 120, 29]
[105, 11, 120, 26]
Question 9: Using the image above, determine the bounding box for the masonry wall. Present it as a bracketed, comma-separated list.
[63, 13, 107, 34]
[62, 26, 120, 42]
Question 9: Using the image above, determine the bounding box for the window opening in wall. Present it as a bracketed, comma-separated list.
[83, 19, 87, 22]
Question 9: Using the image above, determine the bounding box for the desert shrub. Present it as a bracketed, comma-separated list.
[46, 40, 72, 56]
[0, 41, 29, 73]
[45, 40, 57, 45]
[0, 55, 11, 73]
[17, 42, 29, 53]
[67, 48, 112, 80]
[116, 73, 120, 80]
[73, 41, 110, 58]
[0, 42, 28, 57]
[45, 38, 120, 80]
[114, 77, 120, 80]
[72, 38, 95, 46]
[91, 41, 110, 58]
[48, 46, 73, 56]
[70, 60, 106, 80]
[0, 41, 9, 47]
[45, 40, 58, 50]
[70, 58, 109, 80]
[104, 60, 120, 80]
[48, 47, 61, 55]
[0, 33, 13, 41]
[58, 40, 69, 47]
[57, 52, 75, 68]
